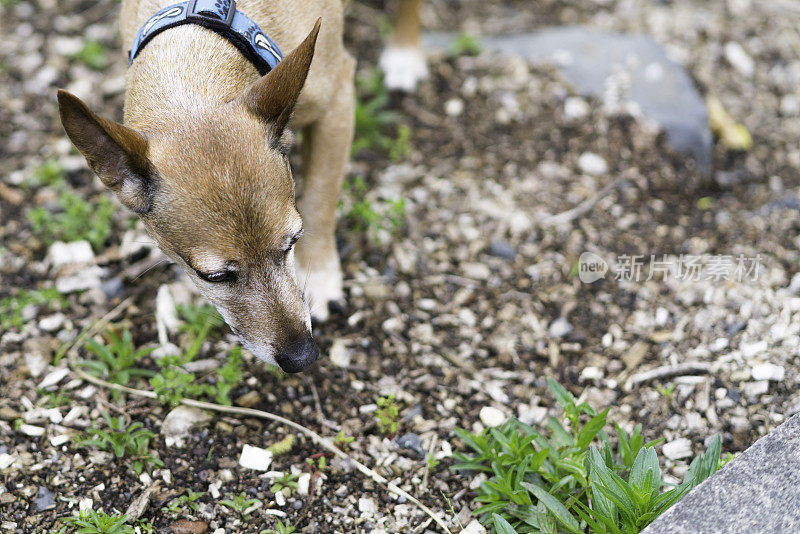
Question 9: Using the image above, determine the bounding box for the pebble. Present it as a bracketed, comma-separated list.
[56, 266, 104, 293]
[663, 438, 693, 460]
[578, 152, 608, 176]
[395, 433, 425, 459]
[18, 424, 45, 437]
[479, 406, 506, 428]
[275, 490, 286, 507]
[38, 367, 69, 389]
[34, 486, 55, 512]
[751, 363, 785, 382]
[239, 444, 273, 471]
[461, 519, 488, 534]
[156, 285, 181, 335]
[744, 380, 769, 401]
[564, 97, 590, 120]
[724, 42, 755, 77]
[38, 313, 65, 332]
[549, 317, 573, 338]
[444, 98, 464, 117]
[46, 240, 94, 268]
[487, 241, 516, 260]
[162, 406, 213, 447]
[0, 453, 16, 469]
[741, 340, 768, 359]
[358, 497, 377, 515]
[328, 338, 350, 368]
[297, 473, 311, 497]
[24, 353, 48, 378]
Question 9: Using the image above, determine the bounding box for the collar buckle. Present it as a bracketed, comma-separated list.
[187, 0, 236, 27]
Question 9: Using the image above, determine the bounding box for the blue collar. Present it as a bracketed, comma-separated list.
[129, 0, 283, 75]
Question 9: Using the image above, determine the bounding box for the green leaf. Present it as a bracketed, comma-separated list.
[521, 482, 582, 534]
[576, 408, 608, 449]
[492, 513, 518, 534]
[547, 378, 574, 409]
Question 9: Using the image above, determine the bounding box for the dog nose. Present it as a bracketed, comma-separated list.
[275, 333, 319, 373]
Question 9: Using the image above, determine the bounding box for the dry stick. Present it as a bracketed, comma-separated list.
[63, 303, 452, 534]
[539, 177, 629, 226]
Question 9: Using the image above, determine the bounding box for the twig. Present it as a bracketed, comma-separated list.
[64, 306, 451, 533]
[539, 177, 629, 226]
[625, 361, 712, 390]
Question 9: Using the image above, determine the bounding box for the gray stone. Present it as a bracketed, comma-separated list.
[34, 486, 55, 512]
[487, 241, 517, 261]
[425, 28, 712, 175]
[396, 433, 425, 459]
[644, 414, 800, 533]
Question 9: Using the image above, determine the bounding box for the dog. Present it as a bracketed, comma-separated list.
[57, 0, 426, 373]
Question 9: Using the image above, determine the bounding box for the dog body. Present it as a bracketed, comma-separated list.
[58, 0, 424, 372]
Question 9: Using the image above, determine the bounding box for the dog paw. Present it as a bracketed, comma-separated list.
[379, 46, 428, 92]
[296, 262, 344, 323]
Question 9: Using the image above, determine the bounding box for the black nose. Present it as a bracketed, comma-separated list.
[275, 334, 319, 373]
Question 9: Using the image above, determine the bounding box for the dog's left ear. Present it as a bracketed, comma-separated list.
[237, 18, 321, 140]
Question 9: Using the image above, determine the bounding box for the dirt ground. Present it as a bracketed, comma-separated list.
[2, 0, 800, 532]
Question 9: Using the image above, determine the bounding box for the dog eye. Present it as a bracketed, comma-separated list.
[197, 270, 237, 283]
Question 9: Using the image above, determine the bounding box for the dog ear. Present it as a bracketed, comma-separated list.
[237, 18, 321, 141]
[57, 90, 155, 214]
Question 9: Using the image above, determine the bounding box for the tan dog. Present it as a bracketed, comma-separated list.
[57, 0, 425, 373]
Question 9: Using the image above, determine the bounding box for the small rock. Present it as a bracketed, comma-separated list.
[239, 444, 273, 471]
[234, 391, 261, 408]
[358, 497, 377, 515]
[549, 317, 573, 338]
[88, 451, 114, 466]
[38, 367, 69, 389]
[169, 520, 209, 534]
[444, 98, 464, 117]
[162, 406, 213, 448]
[24, 353, 48, 378]
[663, 438, 693, 460]
[580, 366, 604, 381]
[328, 338, 351, 368]
[0, 453, 16, 469]
[751, 363, 785, 382]
[578, 152, 608, 175]
[56, 266, 104, 293]
[38, 313, 65, 333]
[297, 472, 311, 497]
[479, 406, 506, 428]
[487, 241, 516, 261]
[741, 341, 768, 359]
[396, 433, 425, 459]
[564, 97, 590, 120]
[744, 380, 770, 401]
[46, 240, 94, 269]
[18, 424, 45, 437]
[156, 285, 181, 337]
[34, 487, 55, 512]
[275, 490, 286, 507]
[724, 42, 755, 77]
[461, 519, 488, 534]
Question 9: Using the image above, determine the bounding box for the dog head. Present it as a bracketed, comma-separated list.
[58, 22, 322, 373]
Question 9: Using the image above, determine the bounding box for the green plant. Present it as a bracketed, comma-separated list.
[451, 378, 725, 533]
[176, 303, 224, 360]
[28, 191, 114, 250]
[270, 473, 300, 494]
[78, 329, 155, 400]
[71, 40, 109, 70]
[220, 492, 260, 517]
[341, 176, 406, 240]
[334, 430, 354, 447]
[260, 520, 296, 534]
[268, 435, 295, 456]
[214, 346, 243, 405]
[656, 384, 676, 400]
[449, 33, 483, 56]
[41, 389, 72, 408]
[28, 159, 67, 189]
[77, 410, 163, 475]
[61, 509, 133, 533]
[352, 68, 413, 160]
[376, 395, 399, 435]
[0, 287, 65, 330]
[427, 453, 440, 471]
[161, 490, 205, 516]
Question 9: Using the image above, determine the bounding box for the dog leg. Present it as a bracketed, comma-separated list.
[380, 0, 428, 92]
[295, 59, 356, 322]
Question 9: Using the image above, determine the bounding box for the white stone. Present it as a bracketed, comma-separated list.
[358, 497, 377, 515]
[18, 424, 45, 437]
[549, 317, 573, 338]
[663, 438, 693, 460]
[479, 406, 506, 428]
[162, 406, 213, 447]
[741, 340, 768, 359]
[156, 284, 181, 339]
[38, 367, 69, 389]
[564, 97, 590, 120]
[580, 366, 604, 381]
[297, 472, 311, 497]
[751, 363, 785, 382]
[710, 338, 729, 352]
[24, 353, 48, 378]
[328, 338, 350, 368]
[724, 42, 755, 77]
[578, 152, 608, 176]
[445, 98, 465, 117]
[38, 313, 65, 333]
[50, 434, 71, 447]
[0, 453, 16, 469]
[275, 490, 286, 507]
[56, 266, 104, 293]
[46, 240, 94, 268]
[744, 380, 769, 400]
[461, 519, 488, 534]
[79, 498, 93, 514]
[239, 444, 273, 471]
